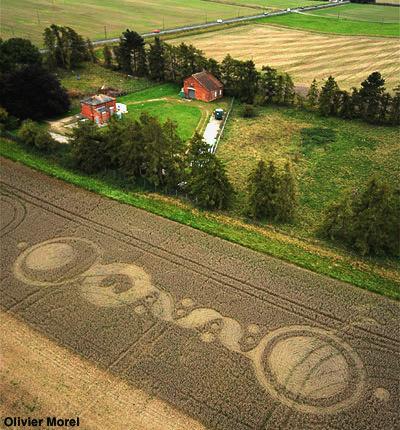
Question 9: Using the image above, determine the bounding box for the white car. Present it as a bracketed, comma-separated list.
[217, 19, 223, 23]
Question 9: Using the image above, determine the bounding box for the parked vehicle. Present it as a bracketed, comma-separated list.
[217, 19, 223, 23]
[152, 29, 161, 33]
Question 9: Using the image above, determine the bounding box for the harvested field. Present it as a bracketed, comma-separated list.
[0, 0, 256, 45]
[169, 24, 400, 89]
[1, 158, 400, 429]
[0, 311, 205, 430]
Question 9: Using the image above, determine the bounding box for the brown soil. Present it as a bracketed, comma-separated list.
[1, 158, 399, 429]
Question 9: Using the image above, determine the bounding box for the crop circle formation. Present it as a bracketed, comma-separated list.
[252, 326, 365, 414]
[0, 194, 26, 236]
[14, 237, 100, 286]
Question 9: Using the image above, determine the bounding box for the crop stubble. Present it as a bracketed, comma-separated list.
[169, 25, 400, 89]
[1, 158, 399, 430]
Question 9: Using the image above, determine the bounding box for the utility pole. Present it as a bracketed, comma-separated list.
[37, 10, 41, 25]
[104, 25, 107, 39]
[163, 16, 165, 30]
[205, 12, 207, 23]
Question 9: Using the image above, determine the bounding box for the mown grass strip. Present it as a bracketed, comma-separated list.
[257, 13, 400, 37]
[1, 138, 398, 300]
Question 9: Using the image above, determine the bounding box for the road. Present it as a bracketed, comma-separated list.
[1, 158, 399, 430]
[91, 2, 350, 46]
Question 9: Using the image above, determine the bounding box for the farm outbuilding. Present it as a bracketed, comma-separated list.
[183, 71, 223, 102]
[80, 94, 117, 125]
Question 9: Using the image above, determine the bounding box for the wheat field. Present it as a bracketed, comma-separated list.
[170, 24, 400, 89]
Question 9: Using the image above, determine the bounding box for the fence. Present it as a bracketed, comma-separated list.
[211, 97, 235, 155]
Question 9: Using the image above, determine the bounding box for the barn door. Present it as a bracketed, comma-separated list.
[188, 88, 196, 99]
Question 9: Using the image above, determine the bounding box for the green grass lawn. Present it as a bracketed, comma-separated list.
[118, 83, 181, 103]
[314, 3, 400, 23]
[218, 105, 400, 240]
[59, 63, 154, 97]
[1, 137, 399, 299]
[1, 0, 258, 45]
[117, 84, 203, 140]
[258, 9, 400, 37]
[124, 100, 202, 140]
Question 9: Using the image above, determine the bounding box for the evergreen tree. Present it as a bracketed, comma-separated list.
[389, 85, 400, 126]
[263, 161, 280, 219]
[160, 118, 185, 189]
[320, 196, 353, 243]
[43, 28, 57, 69]
[258, 66, 279, 105]
[359, 71, 385, 123]
[276, 161, 297, 222]
[103, 45, 113, 68]
[247, 160, 268, 219]
[318, 76, 340, 116]
[338, 90, 354, 119]
[321, 178, 400, 256]
[140, 113, 184, 188]
[275, 74, 285, 105]
[188, 153, 233, 210]
[351, 178, 399, 256]
[379, 92, 391, 124]
[187, 132, 210, 167]
[86, 38, 97, 63]
[307, 79, 319, 110]
[116, 29, 147, 75]
[220, 55, 236, 96]
[239, 60, 259, 104]
[43, 25, 88, 69]
[148, 37, 165, 82]
[70, 121, 110, 173]
[206, 58, 221, 80]
[283, 73, 295, 106]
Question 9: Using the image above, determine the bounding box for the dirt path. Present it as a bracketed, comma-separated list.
[1, 158, 399, 430]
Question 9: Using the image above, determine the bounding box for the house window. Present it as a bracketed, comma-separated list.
[214, 91, 217, 97]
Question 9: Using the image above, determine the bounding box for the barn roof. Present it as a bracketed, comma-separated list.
[81, 94, 115, 106]
[191, 71, 223, 91]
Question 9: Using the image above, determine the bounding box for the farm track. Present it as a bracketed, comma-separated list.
[1, 158, 399, 429]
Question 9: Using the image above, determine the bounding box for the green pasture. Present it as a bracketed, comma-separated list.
[258, 10, 400, 36]
[313, 3, 400, 23]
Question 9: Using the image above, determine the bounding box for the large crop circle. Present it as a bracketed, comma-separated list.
[251, 326, 365, 414]
[14, 237, 100, 286]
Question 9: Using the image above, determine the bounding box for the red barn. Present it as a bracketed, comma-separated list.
[80, 94, 116, 125]
[183, 71, 223, 102]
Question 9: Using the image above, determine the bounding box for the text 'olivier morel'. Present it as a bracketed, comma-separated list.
[3, 417, 80, 427]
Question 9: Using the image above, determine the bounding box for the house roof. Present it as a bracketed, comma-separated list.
[191, 71, 223, 92]
[81, 94, 115, 106]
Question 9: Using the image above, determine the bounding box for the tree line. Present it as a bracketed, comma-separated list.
[1, 26, 399, 257]
[103, 29, 399, 126]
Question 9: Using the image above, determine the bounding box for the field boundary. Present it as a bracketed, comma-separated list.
[1, 138, 399, 300]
